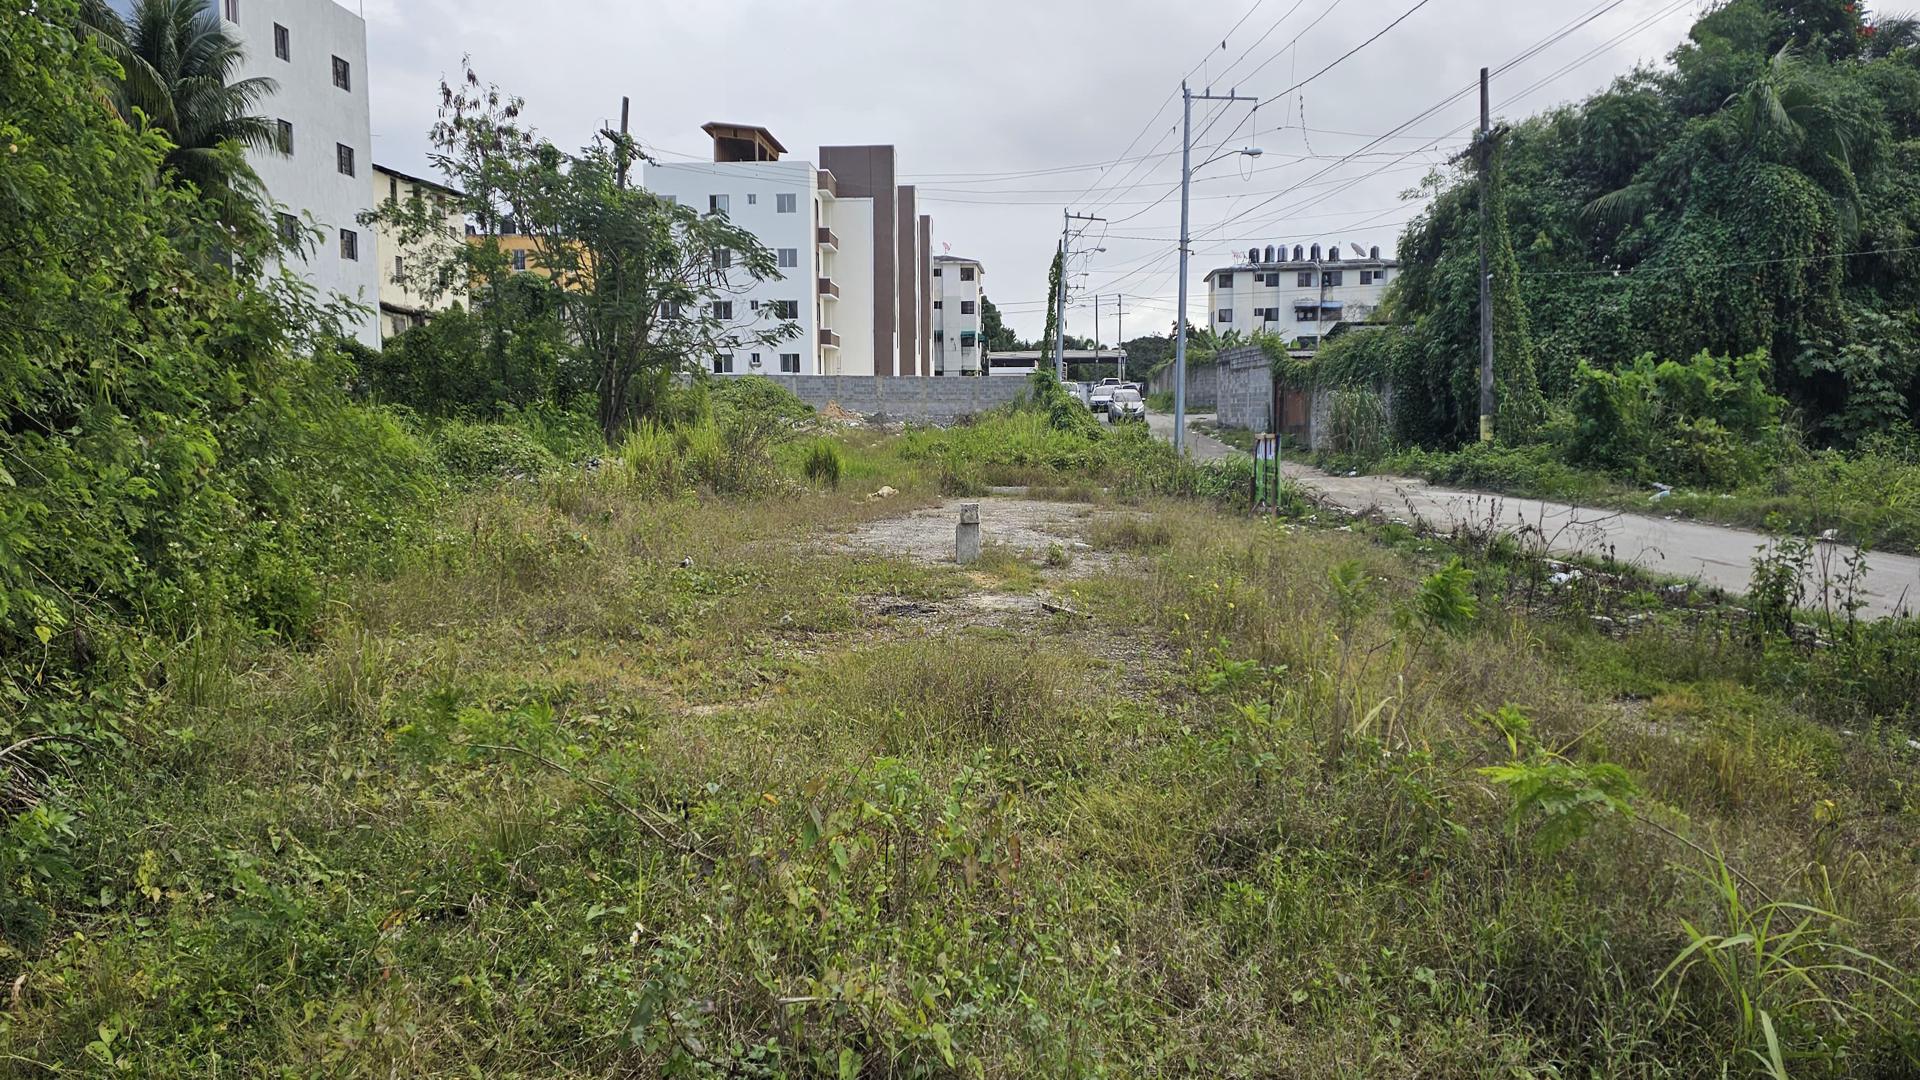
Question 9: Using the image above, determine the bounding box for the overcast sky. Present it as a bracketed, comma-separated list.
[358, 0, 1707, 343]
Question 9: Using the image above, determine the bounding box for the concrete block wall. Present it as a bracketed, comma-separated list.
[1214, 346, 1274, 431]
[1145, 361, 1220, 410]
[763, 375, 1029, 421]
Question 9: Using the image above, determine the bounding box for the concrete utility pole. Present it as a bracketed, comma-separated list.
[616, 96, 632, 190]
[1175, 82, 1261, 454]
[1093, 293, 1101, 373]
[1114, 295, 1128, 383]
[1054, 210, 1105, 382]
[1477, 67, 1496, 444]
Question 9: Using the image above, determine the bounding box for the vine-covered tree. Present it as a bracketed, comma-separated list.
[1379, 0, 1920, 449]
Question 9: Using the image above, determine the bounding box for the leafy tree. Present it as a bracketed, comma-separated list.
[1122, 334, 1173, 375]
[84, 0, 281, 227]
[368, 66, 794, 438]
[979, 295, 1023, 351]
[1377, 0, 1920, 451]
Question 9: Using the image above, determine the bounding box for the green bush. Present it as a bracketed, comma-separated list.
[709, 374, 815, 425]
[431, 421, 562, 484]
[1569, 350, 1785, 487]
[803, 440, 843, 489]
[617, 412, 790, 498]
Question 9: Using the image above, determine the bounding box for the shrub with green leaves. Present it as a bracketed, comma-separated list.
[708, 374, 815, 425]
[1569, 350, 1786, 487]
[430, 421, 562, 484]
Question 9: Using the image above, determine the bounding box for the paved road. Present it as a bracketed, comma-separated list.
[1148, 411, 1919, 619]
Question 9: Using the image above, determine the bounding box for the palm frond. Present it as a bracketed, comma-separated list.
[1581, 182, 1655, 230]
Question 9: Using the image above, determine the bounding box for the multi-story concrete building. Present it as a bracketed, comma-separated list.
[929, 255, 985, 375]
[1204, 241, 1398, 350]
[371, 164, 466, 341]
[643, 127, 937, 378]
[206, 0, 380, 346]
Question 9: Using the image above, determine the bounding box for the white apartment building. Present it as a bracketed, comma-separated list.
[929, 255, 985, 375]
[643, 126, 937, 378]
[371, 165, 466, 342]
[211, 0, 380, 346]
[1205, 241, 1398, 349]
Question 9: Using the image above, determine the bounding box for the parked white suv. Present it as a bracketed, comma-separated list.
[1106, 387, 1147, 423]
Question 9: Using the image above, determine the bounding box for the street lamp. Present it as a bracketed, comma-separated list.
[1173, 81, 1262, 455]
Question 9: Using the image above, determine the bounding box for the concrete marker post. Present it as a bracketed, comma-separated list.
[956, 503, 981, 565]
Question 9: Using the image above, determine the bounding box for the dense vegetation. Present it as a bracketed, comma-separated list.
[1287, 0, 1920, 545]
[4, 3, 1918, 1076]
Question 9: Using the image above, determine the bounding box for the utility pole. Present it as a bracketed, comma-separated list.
[1093, 293, 1101, 375]
[1175, 82, 1259, 454]
[615, 96, 632, 190]
[1114, 295, 1128, 383]
[1477, 67, 1495, 444]
[1055, 210, 1105, 382]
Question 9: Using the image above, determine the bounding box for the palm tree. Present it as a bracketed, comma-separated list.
[85, 0, 282, 226]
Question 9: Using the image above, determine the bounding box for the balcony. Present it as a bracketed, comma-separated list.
[817, 276, 840, 300]
[820, 329, 840, 349]
[816, 226, 838, 251]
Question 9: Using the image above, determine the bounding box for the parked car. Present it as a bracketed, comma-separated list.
[1107, 387, 1147, 422]
[1098, 377, 1122, 387]
[1087, 385, 1117, 414]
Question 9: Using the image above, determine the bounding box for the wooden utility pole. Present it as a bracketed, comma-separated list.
[1477, 67, 1495, 443]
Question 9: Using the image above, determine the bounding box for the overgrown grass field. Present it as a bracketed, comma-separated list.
[4, 421, 1916, 1077]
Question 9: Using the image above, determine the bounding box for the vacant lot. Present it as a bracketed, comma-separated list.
[5, 458, 1917, 1077]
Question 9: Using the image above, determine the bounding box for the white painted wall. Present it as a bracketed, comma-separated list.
[1205, 249, 1396, 346]
[825, 197, 875, 377]
[219, 0, 380, 346]
[643, 159, 818, 375]
[930, 257, 984, 375]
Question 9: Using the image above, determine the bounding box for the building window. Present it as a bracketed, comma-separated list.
[709, 194, 729, 215]
[511, 249, 528, 272]
[960, 266, 975, 281]
[1295, 306, 1320, 322]
[779, 352, 801, 373]
[394, 255, 404, 278]
[711, 301, 733, 320]
[772, 300, 798, 320]
[932, 300, 942, 310]
[776, 192, 797, 213]
[746, 193, 757, 205]
[1322, 270, 1344, 287]
[276, 212, 298, 246]
[932, 268, 942, 277]
[222, 0, 237, 21]
[1217, 272, 1233, 288]
[273, 23, 289, 60]
[275, 118, 292, 153]
[1296, 271, 1314, 287]
[331, 56, 351, 91]
[389, 176, 400, 203]
[712, 247, 732, 270]
[1216, 308, 1232, 323]
[960, 300, 976, 315]
[336, 143, 355, 176]
[777, 248, 798, 269]
[714, 355, 734, 374]
[339, 228, 358, 260]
